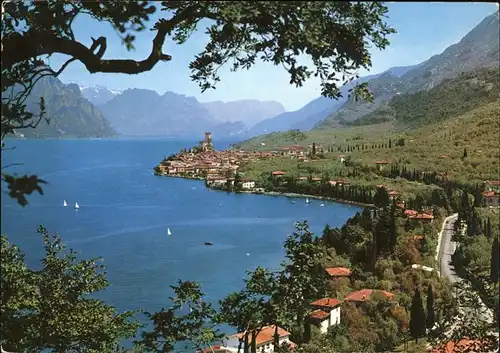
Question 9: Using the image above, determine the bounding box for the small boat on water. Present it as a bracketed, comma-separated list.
[74, 202, 79, 209]
[306, 198, 311, 204]
[320, 204, 325, 207]
[167, 228, 172, 236]
[291, 201, 296, 204]
[63, 200, 68, 207]
[204, 242, 213, 246]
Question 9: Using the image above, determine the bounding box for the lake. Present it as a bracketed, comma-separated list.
[1, 137, 360, 335]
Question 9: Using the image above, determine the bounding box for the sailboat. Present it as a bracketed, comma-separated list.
[305, 198, 310, 204]
[63, 200, 68, 207]
[74, 202, 79, 209]
[320, 204, 325, 207]
[167, 228, 172, 236]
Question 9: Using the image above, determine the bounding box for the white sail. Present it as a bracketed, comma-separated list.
[167, 228, 172, 236]
[306, 198, 310, 203]
[74, 202, 79, 209]
[63, 200, 68, 207]
[320, 204, 325, 207]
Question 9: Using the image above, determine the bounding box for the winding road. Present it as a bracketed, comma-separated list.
[437, 213, 496, 331]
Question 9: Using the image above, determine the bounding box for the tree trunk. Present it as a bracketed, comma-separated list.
[244, 332, 249, 353]
[303, 320, 311, 343]
[273, 324, 279, 349]
[251, 330, 257, 353]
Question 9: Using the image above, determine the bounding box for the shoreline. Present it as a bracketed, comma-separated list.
[156, 173, 370, 208]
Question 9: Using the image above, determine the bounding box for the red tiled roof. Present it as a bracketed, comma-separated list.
[412, 235, 425, 241]
[396, 202, 405, 209]
[311, 177, 322, 181]
[344, 289, 395, 302]
[388, 190, 400, 196]
[432, 338, 493, 353]
[410, 213, 434, 220]
[404, 209, 418, 216]
[272, 171, 287, 175]
[309, 309, 330, 320]
[311, 298, 342, 308]
[325, 267, 352, 277]
[482, 191, 499, 197]
[375, 160, 391, 164]
[230, 325, 290, 346]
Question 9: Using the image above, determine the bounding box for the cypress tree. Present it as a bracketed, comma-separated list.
[487, 218, 492, 239]
[426, 284, 435, 330]
[491, 236, 499, 284]
[389, 138, 392, 148]
[463, 148, 468, 158]
[410, 288, 426, 343]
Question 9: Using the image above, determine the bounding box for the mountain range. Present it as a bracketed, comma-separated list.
[17, 12, 499, 139]
[16, 77, 116, 138]
[315, 12, 499, 129]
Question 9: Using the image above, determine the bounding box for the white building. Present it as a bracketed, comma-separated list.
[224, 325, 295, 353]
[240, 179, 255, 190]
[308, 298, 342, 334]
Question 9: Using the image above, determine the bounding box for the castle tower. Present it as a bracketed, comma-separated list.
[205, 132, 212, 144]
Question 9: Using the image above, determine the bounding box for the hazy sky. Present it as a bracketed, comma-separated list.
[54, 2, 498, 111]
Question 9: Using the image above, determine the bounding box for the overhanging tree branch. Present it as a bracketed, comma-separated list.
[3, 26, 172, 74]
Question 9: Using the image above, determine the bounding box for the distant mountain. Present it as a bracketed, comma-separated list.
[80, 85, 122, 106]
[246, 64, 419, 136]
[357, 67, 499, 128]
[17, 77, 115, 138]
[211, 121, 248, 140]
[99, 89, 248, 138]
[202, 100, 285, 128]
[315, 12, 499, 129]
[99, 89, 212, 137]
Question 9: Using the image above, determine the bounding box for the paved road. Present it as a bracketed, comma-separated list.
[439, 214, 459, 282]
[438, 214, 495, 328]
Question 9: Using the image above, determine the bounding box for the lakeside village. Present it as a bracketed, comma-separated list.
[154, 132, 500, 212]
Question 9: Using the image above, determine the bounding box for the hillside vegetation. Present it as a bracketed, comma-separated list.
[361, 67, 499, 128]
[234, 67, 500, 187]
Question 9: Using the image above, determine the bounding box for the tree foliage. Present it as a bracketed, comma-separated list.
[0, 226, 139, 353]
[409, 288, 426, 343]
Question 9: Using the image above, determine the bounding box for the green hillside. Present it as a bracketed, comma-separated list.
[360, 67, 499, 128]
[234, 67, 500, 187]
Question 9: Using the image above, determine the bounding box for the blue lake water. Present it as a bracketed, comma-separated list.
[1, 137, 360, 336]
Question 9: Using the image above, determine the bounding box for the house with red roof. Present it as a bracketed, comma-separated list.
[224, 325, 295, 353]
[271, 170, 287, 177]
[325, 267, 352, 279]
[482, 190, 499, 207]
[308, 298, 342, 334]
[409, 213, 434, 222]
[375, 160, 391, 171]
[387, 190, 400, 200]
[344, 289, 395, 304]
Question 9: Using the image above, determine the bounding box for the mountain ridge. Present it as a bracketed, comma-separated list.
[18, 77, 116, 138]
[315, 11, 499, 129]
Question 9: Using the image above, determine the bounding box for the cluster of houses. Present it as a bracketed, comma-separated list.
[155, 135, 336, 192]
[201, 267, 396, 353]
